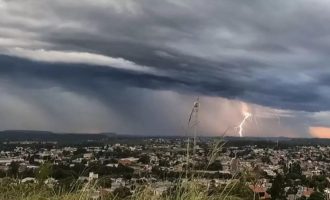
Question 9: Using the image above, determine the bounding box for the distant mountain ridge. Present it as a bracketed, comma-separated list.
[1, 130, 329, 146]
[0, 130, 117, 143]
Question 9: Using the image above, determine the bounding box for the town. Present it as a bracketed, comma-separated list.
[0, 135, 329, 200]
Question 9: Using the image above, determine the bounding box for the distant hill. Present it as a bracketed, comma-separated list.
[0, 130, 117, 143]
[224, 136, 292, 141]
[99, 132, 118, 138]
[223, 136, 330, 146]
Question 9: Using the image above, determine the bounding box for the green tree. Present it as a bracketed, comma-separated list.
[207, 160, 223, 171]
[138, 154, 150, 164]
[261, 156, 271, 164]
[291, 161, 302, 174]
[74, 148, 87, 155]
[159, 159, 170, 167]
[309, 191, 325, 200]
[0, 170, 6, 178]
[37, 162, 53, 181]
[268, 174, 286, 200]
[308, 175, 328, 192]
[8, 161, 19, 178]
[113, 186, 131, 199]
[98, 176, 112, 188]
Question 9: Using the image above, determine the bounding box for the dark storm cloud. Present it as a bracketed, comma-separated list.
[0, 54, 326, 112]
[4, 0, 330, 111]
[2, 0, 330, 134]
[0, 55, 239, 99]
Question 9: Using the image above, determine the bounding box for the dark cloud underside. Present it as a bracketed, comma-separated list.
[1, 0, 330, 135]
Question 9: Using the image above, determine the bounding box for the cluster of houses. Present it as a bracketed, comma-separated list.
[0, 139, 330, 199]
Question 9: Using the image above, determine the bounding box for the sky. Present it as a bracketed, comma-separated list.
[1, 0, 330, 137]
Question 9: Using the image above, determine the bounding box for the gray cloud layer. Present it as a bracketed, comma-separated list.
[1, 0, 330, 135]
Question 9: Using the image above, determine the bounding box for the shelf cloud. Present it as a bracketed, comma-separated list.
[1, 0, 330, 137]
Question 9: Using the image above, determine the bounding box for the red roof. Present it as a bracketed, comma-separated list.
[249, 185, 271, 199]
[303, 188, 314, 197]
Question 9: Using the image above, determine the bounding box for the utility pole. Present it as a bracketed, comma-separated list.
[188, 97, 200, 156]
[185, 97, 200, 176]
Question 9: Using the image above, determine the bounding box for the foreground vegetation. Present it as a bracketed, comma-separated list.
[0, 176, 253, 200]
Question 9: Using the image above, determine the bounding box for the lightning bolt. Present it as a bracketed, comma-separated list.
[238, 111, 252, 137]
[236, 103, 252, 137]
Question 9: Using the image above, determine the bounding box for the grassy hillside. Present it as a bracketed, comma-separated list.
[0, 177, 252, 200]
